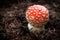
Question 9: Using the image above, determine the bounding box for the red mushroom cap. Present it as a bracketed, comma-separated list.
[26, 5, 49, 27]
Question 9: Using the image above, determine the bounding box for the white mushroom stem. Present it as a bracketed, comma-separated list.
[28, 23, 45, 33]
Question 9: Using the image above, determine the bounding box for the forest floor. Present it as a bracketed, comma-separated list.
[0, 0, 60, 40]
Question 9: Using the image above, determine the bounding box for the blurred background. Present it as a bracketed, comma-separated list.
[0, 0, 60, 40]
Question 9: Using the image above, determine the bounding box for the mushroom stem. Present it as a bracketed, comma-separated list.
[28, 23, 45, 33]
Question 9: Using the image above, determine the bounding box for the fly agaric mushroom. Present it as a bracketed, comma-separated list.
[26, 5, 49, 33]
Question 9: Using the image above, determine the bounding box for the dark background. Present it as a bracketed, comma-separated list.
[0, 0, 60, 40]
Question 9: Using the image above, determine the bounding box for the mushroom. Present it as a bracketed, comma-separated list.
[26, 5, 49, 33]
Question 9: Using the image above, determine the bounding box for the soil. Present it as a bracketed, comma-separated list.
[0, 0, 60, 40]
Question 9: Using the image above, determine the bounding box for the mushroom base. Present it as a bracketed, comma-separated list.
[28, 23, 45, 33]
